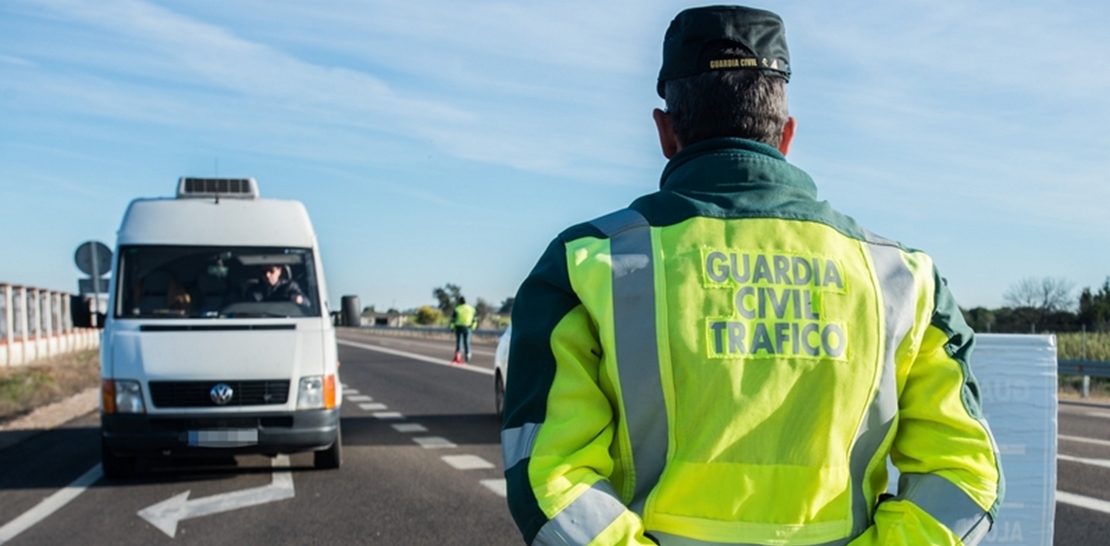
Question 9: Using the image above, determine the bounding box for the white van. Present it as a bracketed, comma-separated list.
[99, 177, 341, 478]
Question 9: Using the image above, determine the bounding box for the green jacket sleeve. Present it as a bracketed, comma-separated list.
[502, 236, 657, 545]
[854, 268, 1003, 546]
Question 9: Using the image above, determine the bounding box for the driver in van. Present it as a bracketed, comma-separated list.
[247, 264, 308, 306]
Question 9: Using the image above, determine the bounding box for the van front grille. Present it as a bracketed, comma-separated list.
[148, 380, 290, 408]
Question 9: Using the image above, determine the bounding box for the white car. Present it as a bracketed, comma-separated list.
[493, 325, 511, 416]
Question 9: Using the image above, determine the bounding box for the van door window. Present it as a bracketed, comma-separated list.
[116, 246, 321, 318]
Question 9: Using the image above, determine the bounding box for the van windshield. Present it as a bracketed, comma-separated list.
[115, 246, 321, 319]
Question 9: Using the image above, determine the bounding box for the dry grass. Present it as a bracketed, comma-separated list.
[0, 350, 100, 423]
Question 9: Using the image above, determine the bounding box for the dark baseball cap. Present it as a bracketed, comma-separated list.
[657, 5, 791, 98]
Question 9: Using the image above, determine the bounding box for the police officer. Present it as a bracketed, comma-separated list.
[451, 296, 478, 362]
[501, 6, 1002, 546]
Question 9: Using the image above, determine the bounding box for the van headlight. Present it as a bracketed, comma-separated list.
[102, 379, 146, 414]
[297, 374, 337, 410]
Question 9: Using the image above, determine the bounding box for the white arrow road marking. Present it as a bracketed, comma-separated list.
[0, 464, 102, 544]
[138, 454, 294, 538]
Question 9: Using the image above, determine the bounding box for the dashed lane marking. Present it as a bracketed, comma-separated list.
[337, 339, 494, 376]
[392, 423, 428, 433]
[414, 437, 457, 449]
[1058, 454, 1110, 469]
[1060, 434, 1110, 448]
[359, 403, 387, 410]
[373, 412, 404, 420]
[347, 395, 373, 402]
[1085, 411, 1110, 419]
[1057, 491, 1110, 515]
[342, 389, 359, 395]
[0, 464, 102, 544]
[442, 455, 495, 470]
[481, 479, 507, 497]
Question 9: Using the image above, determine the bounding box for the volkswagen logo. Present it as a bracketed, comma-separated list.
[210, 383, 234, 405]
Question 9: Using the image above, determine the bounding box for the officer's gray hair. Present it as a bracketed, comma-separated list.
[663, 47, 789, 149]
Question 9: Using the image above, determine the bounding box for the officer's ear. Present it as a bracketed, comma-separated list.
[653, 108, 681, 159]
[778, 116, 796, 156]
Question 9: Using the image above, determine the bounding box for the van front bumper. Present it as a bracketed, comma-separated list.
[101, 408, 339, 457]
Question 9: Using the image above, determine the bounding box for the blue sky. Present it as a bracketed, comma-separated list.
[2, 0, 1108, 313]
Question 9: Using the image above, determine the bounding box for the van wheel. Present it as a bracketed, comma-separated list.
[314, 427, 342, 470]
[101, 437, 136, 479]
[494, 373, 505, 417]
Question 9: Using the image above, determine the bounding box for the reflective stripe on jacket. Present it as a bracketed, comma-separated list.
[501, 138, 1003, 546]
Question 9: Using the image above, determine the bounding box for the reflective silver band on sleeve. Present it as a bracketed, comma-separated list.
[533, 480, 628, 546]
[502, 422, 541, 472]
[649, 531, 854, 546]
[896, 473, 992, 545]
[590, 208, 669, 515]
[839, 238, 918, 540]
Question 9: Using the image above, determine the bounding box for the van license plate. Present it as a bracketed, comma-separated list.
[188, 429, 259, 447]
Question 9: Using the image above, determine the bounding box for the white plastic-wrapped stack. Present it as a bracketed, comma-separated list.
[888, 333, 1058, 545]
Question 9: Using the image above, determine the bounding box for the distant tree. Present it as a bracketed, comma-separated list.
[499, 297, 515, 315]
[433, 284, 463, 315]
[1079, 278, 1110, 332]
[362, 305, 375, 314]
[1004, 277, 1075, 314]
[963, 307, 996, 333]
[413, 305, 442, 325]
[475, 298, 493, 327]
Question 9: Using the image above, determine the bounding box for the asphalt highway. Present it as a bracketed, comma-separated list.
[0, 329, 1107, 545]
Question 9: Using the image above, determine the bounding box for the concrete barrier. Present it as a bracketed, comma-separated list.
[0, 283, 100, 367]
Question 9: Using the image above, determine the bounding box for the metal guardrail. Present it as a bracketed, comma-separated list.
[1058, 359, 1110, 378]
[341, 324, 506, 344]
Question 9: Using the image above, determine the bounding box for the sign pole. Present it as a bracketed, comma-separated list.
[90, 243, 100, 328]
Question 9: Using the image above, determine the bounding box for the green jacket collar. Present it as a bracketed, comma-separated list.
[659, 137, 818, 198]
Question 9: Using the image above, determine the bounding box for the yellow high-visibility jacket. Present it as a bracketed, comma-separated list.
[502, 138, 1003, 546]
[453, 303, 477, 329]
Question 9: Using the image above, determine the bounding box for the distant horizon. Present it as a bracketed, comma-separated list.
[3, 1, 1109, 314]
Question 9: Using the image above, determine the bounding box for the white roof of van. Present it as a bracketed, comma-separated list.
[117, 198, 317, 247]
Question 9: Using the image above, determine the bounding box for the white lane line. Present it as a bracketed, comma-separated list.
[1057, 491, 1110, 514]
[1060, 434, 1110, 448]
[0, 464, 102, 544]
[1058, 454, 1110, 469]
[337, 339, 494, 376]
[347, 395, 373, 402]
[359, 403, 387, 411]
[1085, 411, 1110, 419]
[373, 412, 404, 420]
[392, 423, 428, 433]
[481, 479, 507, 497]
[442, 455, 494, 470]
[413, 437, 457, 449]
[342, 389, 359, 395]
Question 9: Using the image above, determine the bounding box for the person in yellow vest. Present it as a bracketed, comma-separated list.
[451, 297, 478, 363]
[501, 5, 1003, 546]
